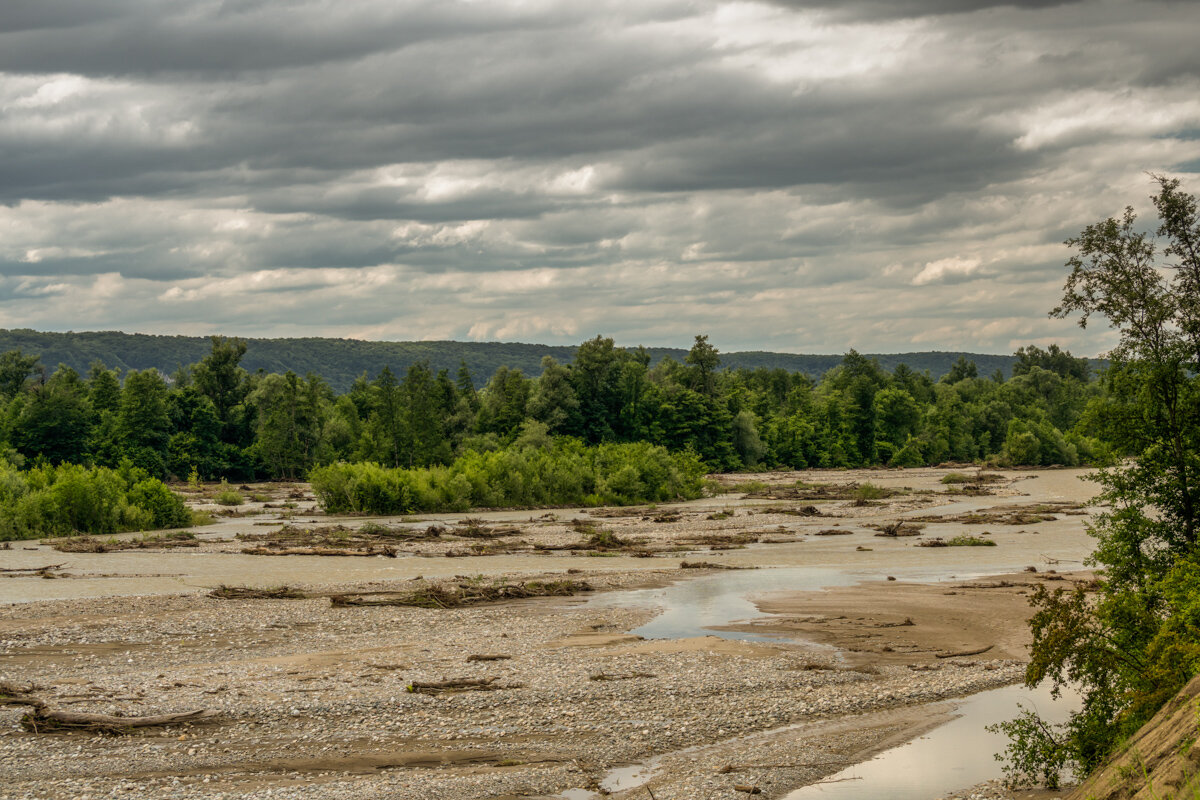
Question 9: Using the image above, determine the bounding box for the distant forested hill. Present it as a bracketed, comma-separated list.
[0, 329, 1076, 391]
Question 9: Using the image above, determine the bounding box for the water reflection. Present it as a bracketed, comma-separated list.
[587, 567, 861, 641]
[784, 682, 1080, 800]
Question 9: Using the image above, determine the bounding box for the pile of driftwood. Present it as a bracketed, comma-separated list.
[330, 578, 592, 609]
[453, 518, 524, 539]
[533, 526, 668, 556]
[52, 532, 199, 553]
[744, 483, 898, 501]
[870, 521, 925, 537]
[681, 532, 760, 546]
[909, 502, 1085, 527]
[755, 505, 826, 518]
[209, 584, 307, 599]
[237, 523, 408, 557]
[0, 683, 218, 734]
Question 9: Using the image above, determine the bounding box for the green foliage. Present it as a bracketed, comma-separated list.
[853, 482, 888, 501]
[0, 331, 1085, 392]
[945, 534, 996, 546]
[0, 328, 1103, 483]
[310, 439, 705, 515]
[213, 480, 244, 506]
[988, 706, 1074, 790]
[0, 459, 190, 540]
[1001, 176, 1200, 785]
[0, 349, 41, 400]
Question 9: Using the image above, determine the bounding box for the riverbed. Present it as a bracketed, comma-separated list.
[0, 467, 1096, 799]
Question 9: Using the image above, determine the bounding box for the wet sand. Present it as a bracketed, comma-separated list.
[743, 569, 1091, 667]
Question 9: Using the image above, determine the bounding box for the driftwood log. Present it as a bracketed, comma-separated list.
[407, 677, 520, 695]
[935, 644, 994, 659]
[0, 683, 218, 733]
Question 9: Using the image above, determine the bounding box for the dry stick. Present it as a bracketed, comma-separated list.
[719, 761, 849, 772]
[808, 776, 863, 786]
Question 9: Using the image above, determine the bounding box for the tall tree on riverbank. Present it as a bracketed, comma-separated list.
[998, 176, 1200, 785]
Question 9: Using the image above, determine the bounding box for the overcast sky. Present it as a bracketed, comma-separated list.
[1, 0, 1198, 356]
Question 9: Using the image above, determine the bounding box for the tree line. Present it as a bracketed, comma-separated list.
[0, 333, 1103, 482]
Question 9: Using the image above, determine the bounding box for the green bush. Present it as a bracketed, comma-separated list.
[212, 480, 244, 506]
[854, 482, 889, 500]
[0, 459, 193, 540]
[310, 439, 705, 515]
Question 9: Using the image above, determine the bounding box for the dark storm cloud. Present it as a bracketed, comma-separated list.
[1, 0, 1198, 353]
[0, 0, 552, 75]
[763, 0, 1083, 20]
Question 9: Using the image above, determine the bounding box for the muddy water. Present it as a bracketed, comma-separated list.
[783, 682, 1080, 799]
[588, 566, 861, 641]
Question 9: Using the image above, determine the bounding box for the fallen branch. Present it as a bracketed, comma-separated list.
[209, 585, 307, 599]
[466, 654, 512, 662]
[870, 521, 924, 537]
[1, 686, 218, 733]
[718, 760, 848, 772]
[23, 707, 219, 733]
[406, 677, 521, 695]
[589, 671, 655, 681]
[935, 644, 994, 659]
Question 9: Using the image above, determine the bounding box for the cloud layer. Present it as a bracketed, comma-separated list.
[2, 0, 1198, 356]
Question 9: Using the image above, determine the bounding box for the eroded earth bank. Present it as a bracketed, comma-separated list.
[0, 467, 1097, 799]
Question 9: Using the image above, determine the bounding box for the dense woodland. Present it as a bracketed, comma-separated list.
[0, 329, 1065, 392]
[0, 334, 1103, 484]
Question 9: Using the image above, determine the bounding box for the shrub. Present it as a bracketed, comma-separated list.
[946, 534, 997, 547]
[309, 439, 705, 515]
[0, 459, 195, 540]
[854, 482, 889, 500]
[127, 479, 192, 529]
[213, 480, 244, 506]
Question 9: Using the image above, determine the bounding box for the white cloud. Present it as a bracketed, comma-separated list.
[911, 256, 982, 285]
